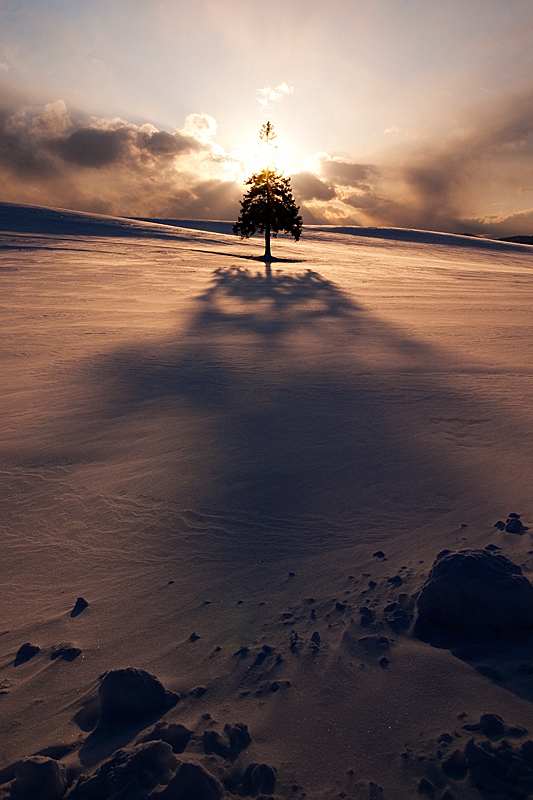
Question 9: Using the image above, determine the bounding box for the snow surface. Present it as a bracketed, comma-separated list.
[1, 203, 533, 799]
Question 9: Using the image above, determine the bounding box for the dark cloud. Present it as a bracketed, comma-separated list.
[295, 88, 533, 236]
[50, 125, 199, 168]
[180, 178, 242, 220]
[0, 128, 56, 179]
[290, 171, 335, 201]
[137, 129, 197, 157]
[343, 192, 382, 210]
[52, 127, 131, 167]
[0, 93, 239, 219]
[320, 160, 378, 189]
[0, 100, 64, 179]
[463, 208, 533, 238]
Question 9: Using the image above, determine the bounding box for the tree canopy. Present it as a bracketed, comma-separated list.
[233, 122, 302, 261]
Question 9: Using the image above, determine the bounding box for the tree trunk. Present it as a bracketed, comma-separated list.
[264, 167, 272, 261]
[264, 218, 271, 260]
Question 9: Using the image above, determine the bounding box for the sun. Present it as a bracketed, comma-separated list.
[232, 131, 301, 182]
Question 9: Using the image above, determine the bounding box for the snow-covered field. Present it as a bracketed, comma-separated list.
[2, 202, 533, 799]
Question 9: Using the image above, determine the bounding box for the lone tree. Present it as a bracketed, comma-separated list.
[233, 121, 302, 261]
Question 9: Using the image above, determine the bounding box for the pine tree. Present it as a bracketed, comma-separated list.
[233, 122, 302, 261]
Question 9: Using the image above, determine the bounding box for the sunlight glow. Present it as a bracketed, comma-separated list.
[232, 136, 303, 182]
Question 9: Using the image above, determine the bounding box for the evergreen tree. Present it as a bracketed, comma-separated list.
[234, 122, 302, 261]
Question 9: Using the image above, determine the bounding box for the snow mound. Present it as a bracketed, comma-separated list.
[154, 761, 223, 800]
[68, 740, 177, 798]
[96, 668, 179, 728]
[137, 722, 192, 753]
[242, 762, 277, 795]
[13, 755, 67, 800]
[416, 549, 533, 635]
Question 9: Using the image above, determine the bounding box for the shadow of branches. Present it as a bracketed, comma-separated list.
[80, 263, 491, 543]
[192, 266, 361, 339]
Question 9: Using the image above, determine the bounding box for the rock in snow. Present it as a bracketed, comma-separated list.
[416, 549, 533, 635]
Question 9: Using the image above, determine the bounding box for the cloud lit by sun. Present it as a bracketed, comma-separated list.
[257, 83, 293, 114]
[3, 61, 533, 237]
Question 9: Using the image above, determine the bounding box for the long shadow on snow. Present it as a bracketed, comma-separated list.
[195, 266, 358, 338]
[84, 264, 496, 560]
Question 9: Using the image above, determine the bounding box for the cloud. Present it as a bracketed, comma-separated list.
[0, 93, 242, 219]
[3, 85, 533, 238]
[257, 82, 293, 113]
[6, 99, 72, 138]
[290, 171, 335, 202]
[317, 156, 378, 190]
[52, 127, 133, 167]
[51, 123, 199, 168]
[382, 125, 420, 139]
[384, 88, 533, 234]
[294, 87, 533, 236]
[290, 155, 388, 225]
[182, 112, 218, 143]
[343, 193, 382, 210]
[0, 62, 8, 71]
[462, 207, 533, 239]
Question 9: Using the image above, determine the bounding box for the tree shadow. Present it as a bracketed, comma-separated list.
[192, 250, 305, 266]
[193, 266, 359, 339]
[72, 261, 513, 564]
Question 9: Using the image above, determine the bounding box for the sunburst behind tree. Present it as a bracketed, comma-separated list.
[233, 122, 302, 263]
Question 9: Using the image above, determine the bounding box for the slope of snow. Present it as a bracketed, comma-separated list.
[1, 204, 533, 800]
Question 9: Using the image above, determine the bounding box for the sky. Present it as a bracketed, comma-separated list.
[1, 0, 533, 236]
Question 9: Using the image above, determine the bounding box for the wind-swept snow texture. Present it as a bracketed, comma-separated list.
[1, 202, 533, 800]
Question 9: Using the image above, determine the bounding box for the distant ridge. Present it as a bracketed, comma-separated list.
[1, 201, 532, 252]
[136, 217, 533, 252]
[305, 225, 533, 253]
[0, 201, 199, 240]
[499, 235, 533, 245]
